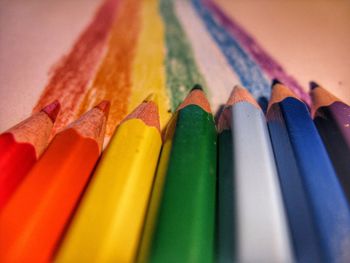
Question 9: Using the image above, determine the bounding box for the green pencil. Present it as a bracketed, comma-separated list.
[144, 85, 217, 263]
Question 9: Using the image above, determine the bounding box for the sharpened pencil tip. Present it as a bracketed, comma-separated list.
[143, 93, 158, 104]
[272, 78, 282, 87]
[191, 84, 203, 91]
[95, 100, 110, 117]
[309, 81, 320, 90]
[41, 100, 61, 123]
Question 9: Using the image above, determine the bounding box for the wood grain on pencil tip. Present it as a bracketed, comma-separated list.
[122, 94, 160, 132]
[0, 100, 60, 209]
[0, 101, 108, 263]
[177, 85, 211, 113]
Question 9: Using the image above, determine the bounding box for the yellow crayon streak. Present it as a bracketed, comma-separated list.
[129, 0, 171, 129]
[56, 117, 162, 263]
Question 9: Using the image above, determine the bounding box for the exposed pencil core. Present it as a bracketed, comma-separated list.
[226, 85, 260, 109]
[122, 97, 161, 132]
[309, 81, 320, 90]
[191, 84, 203, 91]
[41, 100, 61, 123]
[272, 78, 282, 86]
[94, 100, 110, 117]
[177, 88, 212, 113]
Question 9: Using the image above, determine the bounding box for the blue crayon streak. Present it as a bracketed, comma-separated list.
[281, 97, 350, 263]
[191, 0, 270, 99]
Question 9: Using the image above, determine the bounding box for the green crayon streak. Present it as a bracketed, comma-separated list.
[149, 104, 217, 263]
[160, 0, 208, 110]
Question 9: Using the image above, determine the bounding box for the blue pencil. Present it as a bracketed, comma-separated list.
[267, 80, 350, 263]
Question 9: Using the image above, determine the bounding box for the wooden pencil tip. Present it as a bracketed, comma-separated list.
[309, 81, 320, 90]
[226, 85, 260, 109]
[272, 78, 282, 87]
[94, 100, 110, 117]
[267, 82, 300, 113]
[177, 86, 212, 113]
[122, 99, 161, 132]
[41, 100, 61, 123]
[191, 84, 203, 91]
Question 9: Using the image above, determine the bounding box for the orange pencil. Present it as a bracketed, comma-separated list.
[0, 101, 60, 209]
[0, 101, 109, 263]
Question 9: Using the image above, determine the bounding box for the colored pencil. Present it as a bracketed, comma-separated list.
[227, 86, 293, 263]
[267, 80, 322, 262]
[0, 101, 109, 263]
[216, 106, 235, 263]
[310, 82, 350, 203]
[267, 81, 350, 263]
[0, 100, 60, 209]
[144, 86, 216, 263]
[56, 95, 162, 263]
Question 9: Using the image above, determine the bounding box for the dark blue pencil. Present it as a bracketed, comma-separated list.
[267, 80, 350, 263]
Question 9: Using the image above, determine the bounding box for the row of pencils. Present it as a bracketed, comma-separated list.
[0, 81, 349, 263]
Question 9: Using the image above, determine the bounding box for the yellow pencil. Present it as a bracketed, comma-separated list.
[55, 94, 162, 263]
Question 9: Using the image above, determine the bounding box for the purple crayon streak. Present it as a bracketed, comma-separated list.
[203, 0, 311, 105]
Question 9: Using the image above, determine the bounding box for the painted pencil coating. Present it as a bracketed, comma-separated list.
[269, 83, 350, 263]
[147, 89, 216, 263]
[228, 87, 293, 263]
[216, 112, 235, 263]
[267, 87, 322, 263]
[56, 97, 162, 263]
[0, 101, 60, 209]
[137, 114, 177, 263]
[0, 102, 108, 263]
[310, 83, 350, 204]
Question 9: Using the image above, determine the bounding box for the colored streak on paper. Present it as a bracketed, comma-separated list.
[204, 0, 310, 105]
[78, 0, 141, 136]
[192, 0, 270, 100]
[175, 0, 239, 113]
[160, 0, 208, 110]
[33, 0, 120, 133]
[129, 0, 171, 129]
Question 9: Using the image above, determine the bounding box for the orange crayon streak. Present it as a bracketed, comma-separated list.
[0, 101, 60, 209]
[77, 0, 141, 137]
[0, 101, 109, 263]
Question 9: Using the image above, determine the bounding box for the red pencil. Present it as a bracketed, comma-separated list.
[0, 101, 109, 263]
[0, 101, 60, 208]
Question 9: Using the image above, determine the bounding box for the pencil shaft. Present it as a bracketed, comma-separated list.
[0, 129, 101, 262]
[267, 103, 322, 263]
[230, 102, 292, 263]
[279, 97, 350, 262]
[149, 104, 216, 263]
[217, 129, 235, 263]
[314, 106, 350, 203]
[56, 119, 162, 263]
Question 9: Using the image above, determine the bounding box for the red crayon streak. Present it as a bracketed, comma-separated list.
[33, 0, 121, 134]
